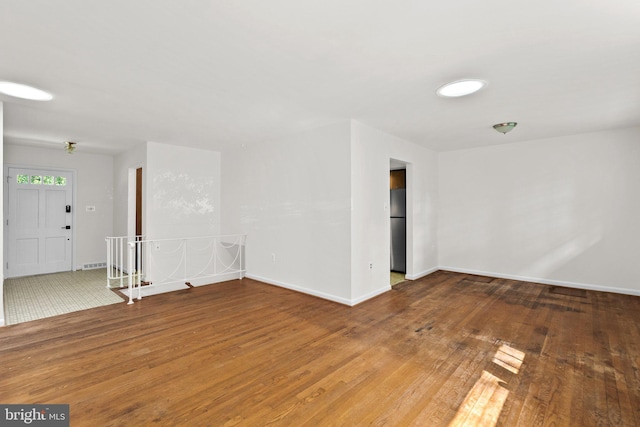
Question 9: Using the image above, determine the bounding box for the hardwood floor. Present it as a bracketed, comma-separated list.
[1, 271, 639, 426]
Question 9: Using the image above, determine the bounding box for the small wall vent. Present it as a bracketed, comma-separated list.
[83, 262, 107, 270]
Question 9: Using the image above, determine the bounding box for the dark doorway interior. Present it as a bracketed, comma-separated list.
[390, 169, 406, 273]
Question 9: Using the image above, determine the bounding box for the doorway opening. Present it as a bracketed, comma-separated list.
[390, 160, 409, 286]
[125, 167, 144, 279]
[136, 167, 142, 238]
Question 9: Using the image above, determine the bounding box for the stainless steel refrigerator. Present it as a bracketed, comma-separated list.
[390, 188, 406, 273]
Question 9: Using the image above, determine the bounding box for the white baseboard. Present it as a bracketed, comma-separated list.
[121, 273, 244, 299]
[244, 265, 640, 307]
[188, 273, 242, 286]
[246, 274, 392, 306]
[439, 266, 640, 297]
[245, 274, 355, 306]
[350, 285, 392, 306]
[121, 281, 188, 298]
[405, 266, 439, 281]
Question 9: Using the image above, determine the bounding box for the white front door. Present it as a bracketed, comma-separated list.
[7, 168, 74, 277]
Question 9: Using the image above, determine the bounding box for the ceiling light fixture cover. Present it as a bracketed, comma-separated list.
[0, 81, 53, 101]
[493, 122, 517, 134]
[65, 141, 76, 154]
[436, 79, 486, 97]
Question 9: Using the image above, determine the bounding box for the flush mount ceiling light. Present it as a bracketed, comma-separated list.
[493, 122, 518, 134]
[65, 141, 76, 154]
[0, 81, 53, 101]
[436, 79, 487, 97]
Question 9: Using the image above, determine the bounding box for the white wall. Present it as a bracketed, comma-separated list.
[438, 127, 640, 295]
[222, 120, 438, 305]
[0, 102, 4, 325]
[112, 141, 222, 288]
[222, 121, 353, 303]
[146, 141, 221, 239]
[4, 143, 114, 269]
[350, 121, 439, 303]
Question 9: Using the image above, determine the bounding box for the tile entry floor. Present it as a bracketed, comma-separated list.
[3, 269, 125, 325]
[390, 271, 406, 286]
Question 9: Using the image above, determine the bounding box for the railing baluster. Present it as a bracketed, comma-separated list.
[240, 236, 244, 279]
[106, 238, 110, 287]
[118, 237, 122, 288]
[127, 242, 134, 304]
[184, 239, 188, 283]
[136, 240, 142, 301]
[106, 235, 143, 289]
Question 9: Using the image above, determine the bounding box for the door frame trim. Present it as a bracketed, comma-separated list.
[4, 164, 77, 277]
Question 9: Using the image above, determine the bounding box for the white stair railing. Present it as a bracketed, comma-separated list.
[105, 235, 144, 288]
[126, 234, 246, 304]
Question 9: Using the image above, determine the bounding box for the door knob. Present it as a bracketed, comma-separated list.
[61, 225, 71, 229]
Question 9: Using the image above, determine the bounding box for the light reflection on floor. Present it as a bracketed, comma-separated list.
[448, 344, 525, 426]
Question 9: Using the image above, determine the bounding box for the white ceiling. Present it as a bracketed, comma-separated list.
[1, 1, 639, 155]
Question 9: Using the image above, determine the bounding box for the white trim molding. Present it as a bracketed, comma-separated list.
[439, 266, 640, 297]
[245, 274, 393, 306]
[244, 265, 640, 308]
[246, 274, 353, 306]
[350, 285, 392, 306]
[405, 266, 439, 281]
